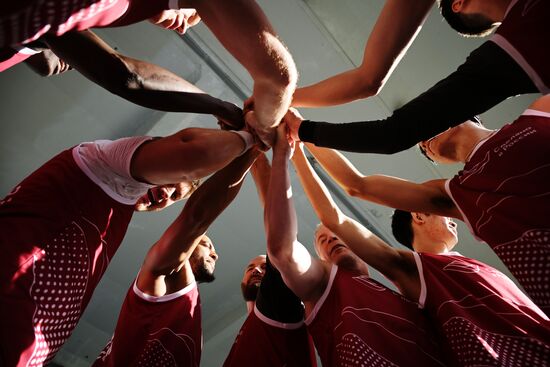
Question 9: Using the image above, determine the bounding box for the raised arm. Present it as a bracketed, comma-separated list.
[181, 0, 297, 144]
[293, 0, 434, 107]
[304, 142, 460, 219]
[265, 125, 328, 303]
[250, 152, 271, 208]
[289, 42, 537, 154]
[131, 128, 256, 185]
[291, 141, 419, 297]
[42, 30, 244, 127]
[138, 148, 260, 296]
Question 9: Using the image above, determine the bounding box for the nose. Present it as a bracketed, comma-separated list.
[252, 266, 263, 275]
[210, 251, 218, 261]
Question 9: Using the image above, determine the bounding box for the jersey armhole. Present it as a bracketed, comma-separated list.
[412, 253, 427, 309]
[305, 264, 337, 325]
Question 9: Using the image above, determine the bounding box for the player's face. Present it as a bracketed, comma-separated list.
[190, 235, 218, 283]
[419, 215, 459, 253]
[314, 225, 354, 264]
[241, 255, 266, 302]
[135, 181, 198, 212]
[242, 256, 267, 289]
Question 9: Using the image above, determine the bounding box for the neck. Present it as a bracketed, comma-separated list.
[246, 300, 255, 314]
[413, 237, 451, 255]
[486, 0, 513, 22]
[456, 128, 494, 163]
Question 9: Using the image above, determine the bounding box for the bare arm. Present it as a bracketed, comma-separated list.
[250, 152, 271, 208]
[138, 148, 260, 296]
[305, 143, 461, 219]
[528, 94, 550, 112]
[182, 0, 297, 141]
[265, 126, 328, 303]
[292, 0, 434, 107]
[292, 144, 419, 298]
[42, 30, 244, 127]
[131, 128, 256, 185]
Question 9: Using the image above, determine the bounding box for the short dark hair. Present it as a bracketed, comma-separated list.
[438, 0, 497, 37]
[391, 210, 414, 250]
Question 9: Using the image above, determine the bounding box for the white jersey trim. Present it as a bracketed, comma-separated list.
[412, 253, 427, 309]
[253, 304, 304, 330]
[133, 278, 197, 303]
[13, 45, 41, 55]
[503, 0, 519, 19]
[72, 136, 153, 205]
[444, 179, 484, 243]
[305, 264, 338, 325]
[490, 34, 549, 94]
[522, 109, 550, 118]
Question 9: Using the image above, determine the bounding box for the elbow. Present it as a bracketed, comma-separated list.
[318, 210, 345, 234]
[355, 78, 384, 99]
[100, 54, 144, 96]
[345, 186, 364, 199]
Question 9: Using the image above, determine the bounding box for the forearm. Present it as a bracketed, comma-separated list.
[293, 68, 379, 107]
[293, 0, 433, 107]
[305, 143, 364, 196]
[298, 42, 538, 154]
[291, 147, 343, 229]
[250, 152, 271, 208]
[266, 149, 297, 259]
[184, 0, 297, 129]
[149, 149, 260, 273]
[44, 31, 240, 119]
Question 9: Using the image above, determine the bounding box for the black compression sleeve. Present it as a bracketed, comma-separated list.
[255, 256, 304, 323]
[299, 41, 537, 154]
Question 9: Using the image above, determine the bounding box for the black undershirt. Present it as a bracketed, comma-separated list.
[255, 256, 304, 324]
[299, 41, 537, 154]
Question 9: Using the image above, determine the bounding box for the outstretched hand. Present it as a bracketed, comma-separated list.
[245, 110, 276, 149]
[282, 107, 304, 142]
[273, 123, 295, 159]
[149, 8, 201, 35]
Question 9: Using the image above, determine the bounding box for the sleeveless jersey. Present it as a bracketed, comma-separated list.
[0, 148, 136, 366]
[0, 0, 173, 48]
[413, 252, 550, 366]
[491, 0, 550, 93]
[94, 281, 202, 367]
[446, 110, 550, 314]
[306, 265, 445, 367]
[223, 305, 316, 367]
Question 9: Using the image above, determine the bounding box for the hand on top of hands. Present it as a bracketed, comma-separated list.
[245, 110, 275, 150]
[273, 123, 295, 159]
[282, 107, 304, 142]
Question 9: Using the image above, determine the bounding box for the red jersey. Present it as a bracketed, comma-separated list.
[0, 0, 172, 52]
[491, 0, 550, 93]
[94, 280, 202, 367]
[223, 305, 316, 367]
[446, 110, 550, 314]
[305, 265, 445, 367]
[0, 148, 135, 366]
[413, 252, 550, 366]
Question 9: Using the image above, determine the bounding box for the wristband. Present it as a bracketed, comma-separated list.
[229, 130, 255, 155]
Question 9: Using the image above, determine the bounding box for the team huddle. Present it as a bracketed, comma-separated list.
[0, 0, 548, 366]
